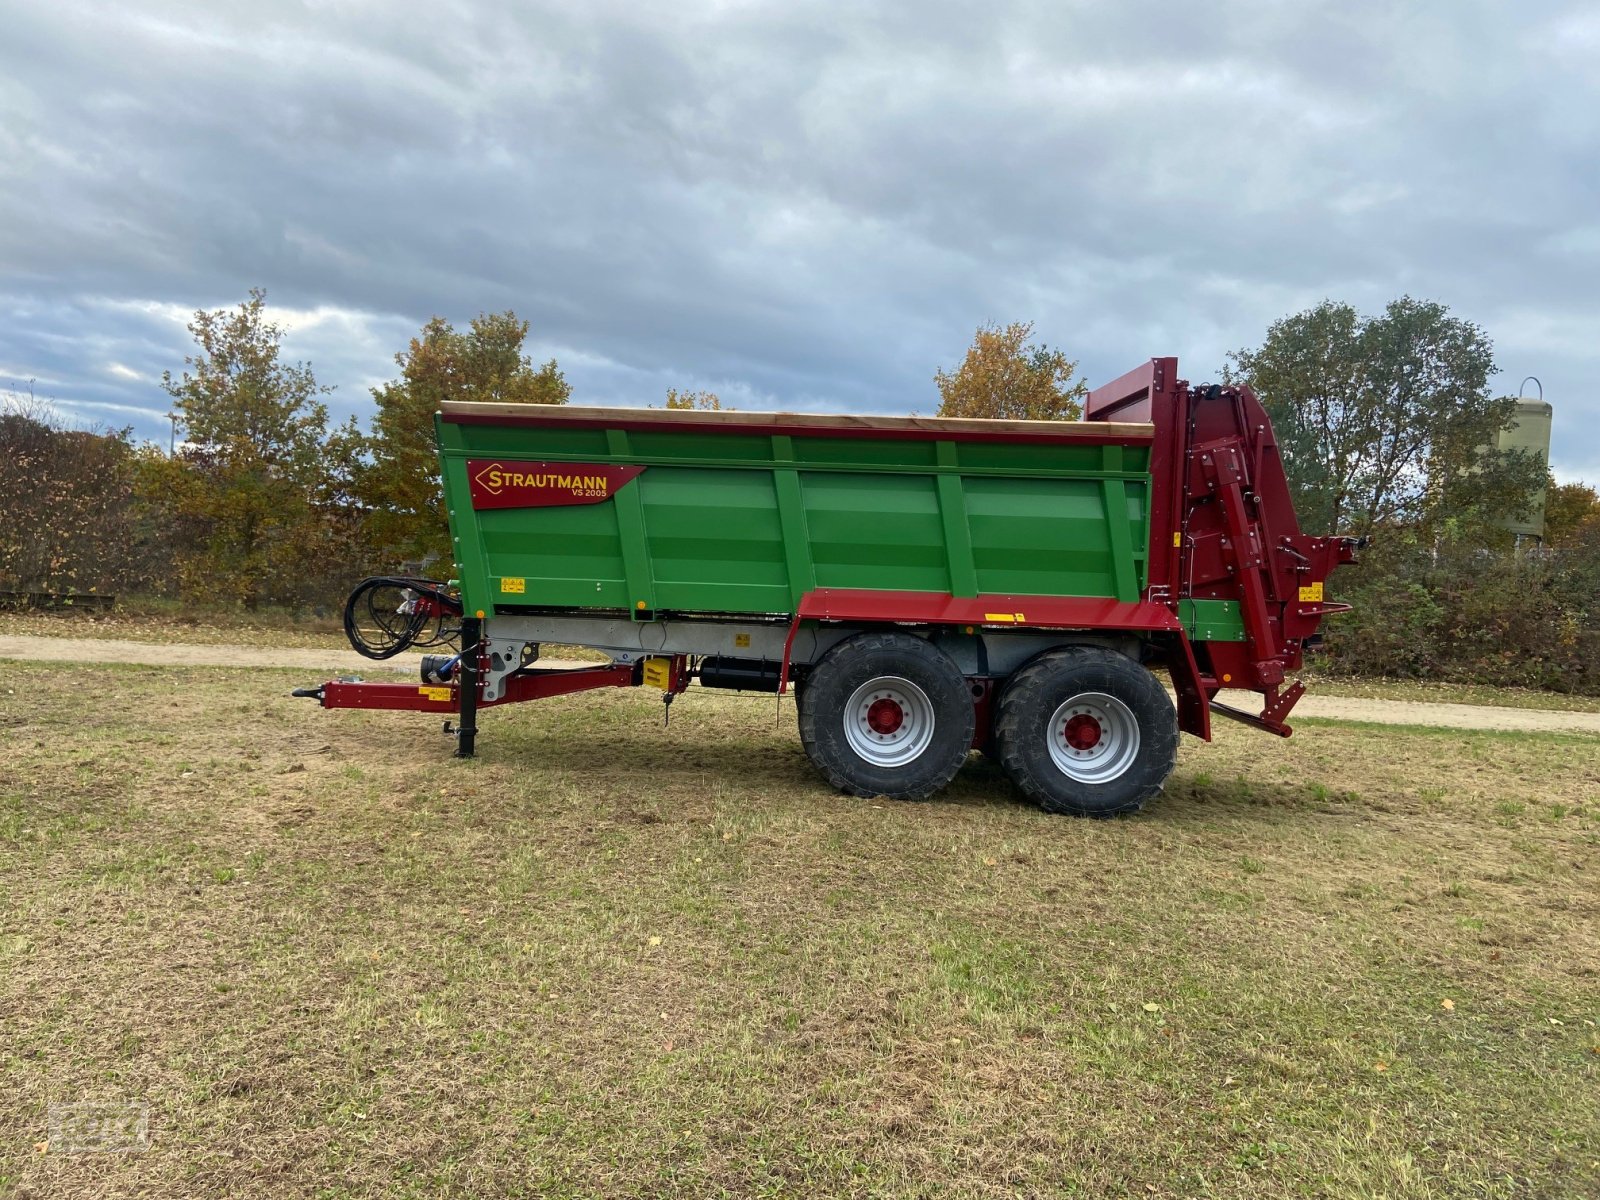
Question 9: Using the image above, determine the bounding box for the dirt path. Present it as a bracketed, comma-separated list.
[1209, 689, 1600, 736]
[3, 635, 1598, 735]
[0, 634, 425, 676]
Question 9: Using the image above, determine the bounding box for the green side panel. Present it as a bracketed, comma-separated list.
[771, 436, 818, 599]
[935, 441, 979, 598]
[964, 476, 1148, 599]
[605, 430, 657, 611]
[643, 468, 792, 612]
[438, 417, 494, 619]
[478, 503, 629, 609]
[803, 471, 952, 594]
[1178, 598, 1246, 642]
[789, 435, 940, 470]
[436, 418, 1154, 618]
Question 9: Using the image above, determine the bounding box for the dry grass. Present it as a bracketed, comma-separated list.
[1, 663, 1597, 1199]
[0, 608, 349, 650]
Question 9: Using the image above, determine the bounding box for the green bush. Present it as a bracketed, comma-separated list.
[1322, 533, 1599, 694]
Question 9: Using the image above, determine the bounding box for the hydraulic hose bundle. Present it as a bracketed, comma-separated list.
[342, 577, 463, 660]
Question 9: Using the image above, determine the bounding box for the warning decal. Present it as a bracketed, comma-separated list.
[466, 461, 645, 510]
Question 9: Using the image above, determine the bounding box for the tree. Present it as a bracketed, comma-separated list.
[149, 290, 336, 608]
[362, 312, 569, 566]
[664, 388, 724, 410]
[0, 389, 162, 595]
[1227, 298, 1544, 539]
[934, 321, 1085, 421]
[1543, 480, 1600, 547]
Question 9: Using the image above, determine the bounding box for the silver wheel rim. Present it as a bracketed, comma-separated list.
[1047, 692, 1140, 783]
[844, 676, 936, 767]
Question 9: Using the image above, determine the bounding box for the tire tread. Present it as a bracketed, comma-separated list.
[995, 646, 1177, 817]
[796, 632, 973, 801]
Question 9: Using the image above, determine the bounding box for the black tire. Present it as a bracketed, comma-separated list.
[796, 632, 975, 800]
[995, 646, 1177, 817]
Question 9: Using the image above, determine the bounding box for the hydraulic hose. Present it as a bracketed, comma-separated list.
[342, 576, 463, 660]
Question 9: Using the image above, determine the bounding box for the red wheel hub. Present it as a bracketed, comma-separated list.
[866, 696, 905, 735]
[1063, 712, 1102, 751]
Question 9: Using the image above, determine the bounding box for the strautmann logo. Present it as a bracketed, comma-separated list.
[473, 463, 611, 496]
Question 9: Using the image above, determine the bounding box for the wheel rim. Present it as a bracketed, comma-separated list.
[1047, 692, 1140, 783]
[844, 676, 936, 767]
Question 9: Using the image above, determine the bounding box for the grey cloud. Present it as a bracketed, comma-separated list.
[3, 0, 1597, 479]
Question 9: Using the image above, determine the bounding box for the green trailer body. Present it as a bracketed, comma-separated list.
[436, 406, 1166, 628]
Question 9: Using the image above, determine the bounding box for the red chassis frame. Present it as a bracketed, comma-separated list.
[312, 662, 639, 714]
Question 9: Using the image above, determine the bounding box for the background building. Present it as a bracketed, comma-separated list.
[1497, 390, 1554, 543]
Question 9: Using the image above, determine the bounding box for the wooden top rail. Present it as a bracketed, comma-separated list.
[440, 402, 1155, 444]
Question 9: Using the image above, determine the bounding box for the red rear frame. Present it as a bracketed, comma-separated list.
[1085, 359, 1356, 737]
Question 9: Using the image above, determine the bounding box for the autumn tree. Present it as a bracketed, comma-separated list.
[362, 312, 570, 566]
[0, 390, 163, 595]
[1543, 479, 1600, 547]
[146, 290, 337, 608]
[935, 321, 1085, 421]
[1227, 298, 1544, 539]
[664, 388, 724, 410]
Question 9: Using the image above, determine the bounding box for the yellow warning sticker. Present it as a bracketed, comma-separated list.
[499, 576, 526, 594]
[1173, 531, 1183, 547]
[983, 612, 1027, 624]
[642, 657, 671, 690]
[1298, 582, 1324, 603]
[734, 633, 751, 648]
[418, 686, 451, 702]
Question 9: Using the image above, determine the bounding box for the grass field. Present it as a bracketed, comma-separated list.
[2, 661, 1598, 1198]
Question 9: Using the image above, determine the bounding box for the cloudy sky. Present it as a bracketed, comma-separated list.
[4, 0, 1597, 480]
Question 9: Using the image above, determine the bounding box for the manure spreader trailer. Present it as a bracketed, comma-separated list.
[298, 358, 1357, 816]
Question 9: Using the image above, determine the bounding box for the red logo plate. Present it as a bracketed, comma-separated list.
[466, 460, 644, 510]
